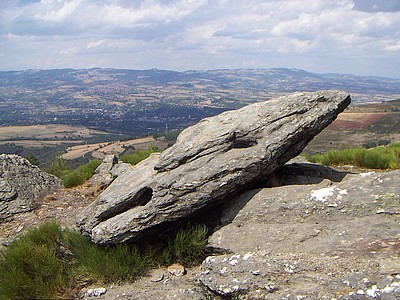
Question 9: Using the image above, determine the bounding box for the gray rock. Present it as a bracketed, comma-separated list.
[0, 154, 62, 220]
[88, 155, 133, 188]
[84, 287, 107, 297]
[77, 90, 350, 244]
[201, 165, 400, 298]
[149, 269, 164, 282]
[167, 263, 186, 277]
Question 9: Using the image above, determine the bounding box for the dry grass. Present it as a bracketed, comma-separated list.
[0, 124, 106, 141]
[63, 137, 167, 160]
[0, 140, 84, 147]
[327, 112, 388, 130]
[305, 103, 400, 155]
[62, 143, 109, 160]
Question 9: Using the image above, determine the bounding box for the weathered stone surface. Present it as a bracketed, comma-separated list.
[0, 154, 62, 220]
[77, 90, 350, 244]
[201, 165, 400, 298]
[87, 155, 133, 188]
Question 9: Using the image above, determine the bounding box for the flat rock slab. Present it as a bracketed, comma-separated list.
[202, 166, 400, 298]
[77, 90, 350, 244]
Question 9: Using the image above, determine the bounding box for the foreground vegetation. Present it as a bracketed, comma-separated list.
[0, 222, 208, 299]
[46, 157, 101, 188]
[309, 143, 400, 169]
[120, 147, 158, 165]
[45, 148, 159, 188]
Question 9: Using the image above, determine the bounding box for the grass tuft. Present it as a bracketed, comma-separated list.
[163, 224, 208, 266]
[46, 157, 101, 188]
[0, 221, 208, 299]
[63, 231, 148, 282]
[47, 147, 157, 187]
[62, 159, 101, 188]
[0, 222, 67, 299]
[309, 143, 400, 169]
[120, 147, 158, 165]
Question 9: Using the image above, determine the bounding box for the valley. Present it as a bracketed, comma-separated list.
[0, 68, 399, 166]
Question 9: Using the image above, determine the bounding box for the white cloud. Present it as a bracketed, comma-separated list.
[385, 41, 400, 52]
[0, 0, 399, 77]
[35, 0, 81, 22]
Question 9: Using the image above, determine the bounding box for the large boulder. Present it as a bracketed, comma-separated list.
[78, 164, 400, 299]
[0, 154, 62, 220]
[77, 90, 351, 244]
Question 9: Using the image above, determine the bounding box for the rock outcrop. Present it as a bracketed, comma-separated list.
[0, 154, 62, 220]
[200, 164, 400, 299]
[80, 164, 400, 300]
[87, 155, 133, 189]
[77, 90, 351, 245]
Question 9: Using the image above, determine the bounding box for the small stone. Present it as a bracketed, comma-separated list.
[149, 269, 164, 282]
[243, 253, 253, 261]
[380, 258, 400, 275]
[167, 263, 186, 277]
[85, 287, 107, 297]
[220, 266, 228, 275]
[229, 259, 238, 266]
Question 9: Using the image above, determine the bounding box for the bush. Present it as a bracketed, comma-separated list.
[26, 153, 39, 166]
[162, 224, 208, 266]
[62, 172, 85, 188]
[46, 157, 101, 188]
[120, 147, 158, 165]
[0, 222, 208, 299]
[63, 231, 148, 282]
[0, 222, 67, 299]
[62, 159, 101, 188]
[46, 156, 71, 178]
[47, 147, 157, 188]
[309, 143, 400, 169]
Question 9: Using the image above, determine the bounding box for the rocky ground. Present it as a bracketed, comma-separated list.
[1, 160, 399, 299]
[0, 184, 99, 246]
[201, 163, 400, 299]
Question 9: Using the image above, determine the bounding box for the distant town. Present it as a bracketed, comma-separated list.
[1, 68, 400, 136]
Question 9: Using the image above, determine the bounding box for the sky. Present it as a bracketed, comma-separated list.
[0, 0, 400, 78]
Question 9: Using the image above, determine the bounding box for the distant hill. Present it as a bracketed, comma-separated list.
[305, 98, 400, 154]
[1, 68, 399, 136]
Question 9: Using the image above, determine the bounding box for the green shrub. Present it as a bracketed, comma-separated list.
[63, 231, 148, 282]
[120, 147, 158, 165]
[363, 149, 392, 169]
[62, 159, 101, 188]
[47, 147, 156, 188]
[46, 157, 101, 188]
[0, 222, 67, 299]
[309, 143, 400, 169]
[46, 156, 71, 178]
[158, 224, 208, 267]
[26, 153, 39, 166]
[62, 172, 85, 188]
[0, 222, 208, 299]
